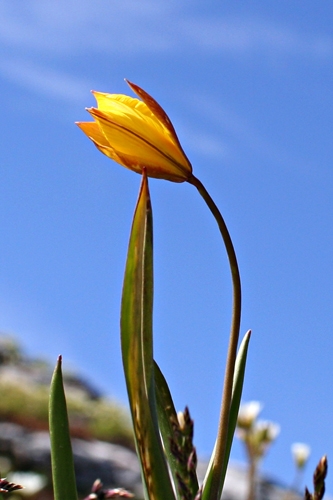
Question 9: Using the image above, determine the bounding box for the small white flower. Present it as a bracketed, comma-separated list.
[256, 420, 280, 443]
[291, 443, 311, 469]
[237, 401, 263, 429]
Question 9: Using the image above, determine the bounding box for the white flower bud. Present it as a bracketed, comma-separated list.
[291, 443, 311, 469]
[237, 401, 263, 429]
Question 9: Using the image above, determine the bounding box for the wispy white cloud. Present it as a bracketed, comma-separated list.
[180, 18, 333, 58]
[0, 1, 176, 55]
[180, 91, 317, 172]
[0, 1, 332, 108]
[0, 58, 90, 102]
[180, 127, 230, 161]
[0, 1, 331, 59]
[186, 94, 276, 158]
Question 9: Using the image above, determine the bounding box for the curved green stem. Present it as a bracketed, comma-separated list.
[187, 174, 241, 499]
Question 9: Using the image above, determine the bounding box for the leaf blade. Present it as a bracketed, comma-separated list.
[121, 172, 175, 500]
[202, 330, 251, 500]
[49, 356, 78, 500]
[154, 361, 199, 500]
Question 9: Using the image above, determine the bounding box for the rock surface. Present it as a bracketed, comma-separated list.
[0, 337, 320, 499]
[0, 422, 142, 497]
[0, 420, 303, 499]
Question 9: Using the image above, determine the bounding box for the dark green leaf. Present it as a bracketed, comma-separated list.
[155, 361, 199, 500]
[49, 356, 78, 500]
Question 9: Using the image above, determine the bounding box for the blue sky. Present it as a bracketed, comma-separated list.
[1, 0, 333, 494]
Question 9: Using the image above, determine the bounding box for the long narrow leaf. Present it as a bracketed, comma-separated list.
[154, 361, 199, 499]
[154, 361, 179, 477]
[121, 172, 175, 500]
[49, 356, 78, 500]
[202, 330, 251, 500]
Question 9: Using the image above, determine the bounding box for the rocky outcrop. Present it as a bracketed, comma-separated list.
[0, 337, 309, 499]
[0, 421, 303, 500]
[0, 422, 142, 497]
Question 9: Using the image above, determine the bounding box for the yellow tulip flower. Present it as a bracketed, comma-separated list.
[76, 80, 192, 183]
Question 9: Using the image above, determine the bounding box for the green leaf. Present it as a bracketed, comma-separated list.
[121, 172, 175, 500]
[154, 361, 179, 480]
[202, 330, 251, 500]
[49, 356, 78, 500]
[154, 361, 199, 500]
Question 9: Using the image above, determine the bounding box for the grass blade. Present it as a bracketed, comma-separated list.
[49, 356, 78, 500]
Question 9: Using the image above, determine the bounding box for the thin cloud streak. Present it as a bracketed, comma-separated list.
[0, 59, 90, 102]
[181, 93, 318, 173]
[0, 1, 175, 55]
[0, 1, 331, 59]
[181, 18, 333, 58]
[180, 127, 230, 161]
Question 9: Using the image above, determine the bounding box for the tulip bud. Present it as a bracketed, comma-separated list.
[77, 81, 192, 183]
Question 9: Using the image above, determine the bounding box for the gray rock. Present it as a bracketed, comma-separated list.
[0, 422, 142, 496]
[0, 422, 326, 500]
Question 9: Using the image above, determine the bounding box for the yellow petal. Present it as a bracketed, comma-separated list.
[88, 108, 189, 182]
[125, 81, 186, 151]
[92, 92, 156, 122]
[76, 121, 109, 146]
[92, 94, 180, 157]
[92, 90, 191, 173]
[76, 121, 127, 165]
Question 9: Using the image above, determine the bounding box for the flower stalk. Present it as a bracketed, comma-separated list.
[187, 174, 242, 499]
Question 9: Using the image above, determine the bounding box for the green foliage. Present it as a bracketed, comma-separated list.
[0, 377, 133, 447]
[45, 169, 250, 500]
[154, 361, 199, 500]
[0, 381, 50, 424]
[119, 173, 249, 500]
[83, 398, 132, 445]
[49, 356, 78, 500]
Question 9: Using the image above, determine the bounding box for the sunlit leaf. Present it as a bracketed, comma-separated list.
[49, 356, 78, 500]
[121, 172, 175, 500]
[202, 330, 251, 500]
